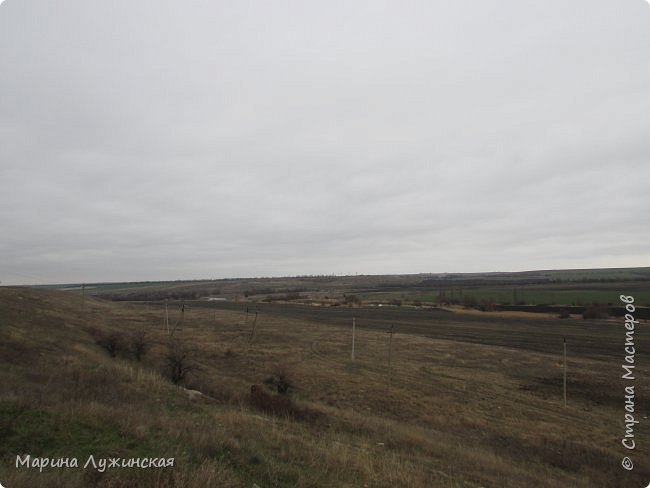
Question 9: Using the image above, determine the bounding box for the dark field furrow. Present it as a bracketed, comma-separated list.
[183, 301, 649, 362]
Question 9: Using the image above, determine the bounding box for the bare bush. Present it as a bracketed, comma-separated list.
[583, 303, 609, 319]
[479, 298, 496, 312]
[165, 341, 197, 384]
[131, 329, 149, 361]
[97, 332, 123, 358]
[344, 294, 362, 307]
[264, 364, 294, 394]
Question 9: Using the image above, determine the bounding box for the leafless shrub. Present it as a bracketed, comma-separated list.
[479, 298, 496, 312]
[264, 364, 294, 394]
[344, 294, 362, 307]
[131, 329, 149, 361]
[583, 303, 609, 319]
[97, 332, 123, 358]
[165, 341, 198, 384]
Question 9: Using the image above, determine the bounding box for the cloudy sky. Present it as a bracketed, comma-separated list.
[0, 1, 648, 285]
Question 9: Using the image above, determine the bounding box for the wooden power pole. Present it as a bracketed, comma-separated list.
[162, 299, 170, 334]
[388, 325, 394, 389]
[249, 312, 258, 343]
[351, 317, 356, 360]
[563, 337, 567, 408]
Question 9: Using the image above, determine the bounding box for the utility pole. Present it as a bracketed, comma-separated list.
[387, 325, 394, 389]
[563, 337, 567, 408]
[351, 317, 356, 360]
[162, 299, 170, 334]
[169, 302, 186, 337]
[249, 311, 258, 343]
[81, 282, 86, 313]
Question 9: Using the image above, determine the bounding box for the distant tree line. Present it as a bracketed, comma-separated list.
[104, 287, 222, 302]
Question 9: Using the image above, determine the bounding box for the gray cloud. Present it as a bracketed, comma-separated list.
[1, 0, 648, 284]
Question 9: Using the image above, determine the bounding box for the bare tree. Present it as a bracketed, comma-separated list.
[165, 341, 197, 384]
[344, 294, 362, 307]
[131, 329, 149, 361]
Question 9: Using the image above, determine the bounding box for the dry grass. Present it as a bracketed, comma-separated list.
[0, 287, 648, 487]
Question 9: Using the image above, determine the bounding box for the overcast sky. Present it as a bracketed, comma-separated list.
[0, 1, 648, 285]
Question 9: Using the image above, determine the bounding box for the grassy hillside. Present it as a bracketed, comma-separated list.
[0, 287, 648, 487]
